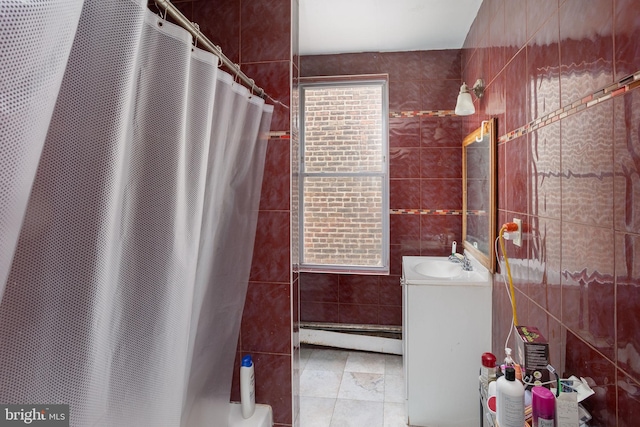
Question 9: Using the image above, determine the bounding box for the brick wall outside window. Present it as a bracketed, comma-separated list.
[302, 84, 385, 268]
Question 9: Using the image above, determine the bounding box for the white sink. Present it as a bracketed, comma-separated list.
[402, 254, 489, 284]
[413, 259, 463, 278]
[402, 253, 492, 426]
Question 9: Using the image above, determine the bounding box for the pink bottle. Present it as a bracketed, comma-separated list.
[532, 386, 555, 427]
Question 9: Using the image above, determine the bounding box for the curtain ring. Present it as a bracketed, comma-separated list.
[192, 22, 199, 48]
[154, 1, 167, 20]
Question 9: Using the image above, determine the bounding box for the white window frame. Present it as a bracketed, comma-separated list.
[299, 76, 389, 274]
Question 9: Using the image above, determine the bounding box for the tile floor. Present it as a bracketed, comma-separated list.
[299, 346, 407, 427]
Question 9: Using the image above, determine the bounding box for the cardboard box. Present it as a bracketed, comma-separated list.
[515, 325, 550, 388]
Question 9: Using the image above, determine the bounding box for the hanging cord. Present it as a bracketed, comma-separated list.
[494, 234, 515, 351]
[494, 223, 520, 351]
[499, 223, 519, 326]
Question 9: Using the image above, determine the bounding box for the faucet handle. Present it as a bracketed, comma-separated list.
[461, 253, 473, 271]
[448, 253, 463, 263]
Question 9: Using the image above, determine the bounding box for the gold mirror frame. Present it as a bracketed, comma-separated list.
[462, 118, 497, 272]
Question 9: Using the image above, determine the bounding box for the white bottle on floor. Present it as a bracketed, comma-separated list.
[240, 354, 256, 419]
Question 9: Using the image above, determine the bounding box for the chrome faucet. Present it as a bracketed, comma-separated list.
[448, 252, 473, 271]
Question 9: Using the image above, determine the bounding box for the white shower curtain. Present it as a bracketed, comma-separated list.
[0, 1, 273, 426]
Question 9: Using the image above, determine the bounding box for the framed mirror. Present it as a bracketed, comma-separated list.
[462, 118, 497, 272]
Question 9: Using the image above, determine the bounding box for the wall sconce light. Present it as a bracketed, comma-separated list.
[454, 78, 485, 116]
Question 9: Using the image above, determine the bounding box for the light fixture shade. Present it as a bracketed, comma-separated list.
[454, 83, 475, 116]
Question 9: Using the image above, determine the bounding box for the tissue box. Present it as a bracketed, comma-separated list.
[515, 325, 549, 387]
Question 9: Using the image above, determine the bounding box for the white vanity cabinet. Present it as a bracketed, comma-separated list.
[402, 254, 492, 427]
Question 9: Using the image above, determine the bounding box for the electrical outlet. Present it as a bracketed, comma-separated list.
[513, 218, 522, 247]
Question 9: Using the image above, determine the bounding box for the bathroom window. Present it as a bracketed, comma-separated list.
[299, 77, 389, 273]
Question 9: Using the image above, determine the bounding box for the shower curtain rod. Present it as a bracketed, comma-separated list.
[154, 0, 268, 100]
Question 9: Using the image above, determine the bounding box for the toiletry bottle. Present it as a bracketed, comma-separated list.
[486, 380, 497, 415]
[503, 347, 523, 381]
[496, 366, 524, 427]
[481, 352, 497, 385]
[503, 347, 514, 368]
[240, 354, 256, 419]
[532, 386, 555, 427]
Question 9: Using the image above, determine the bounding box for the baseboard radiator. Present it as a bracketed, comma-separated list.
[299, 322, 402, 355]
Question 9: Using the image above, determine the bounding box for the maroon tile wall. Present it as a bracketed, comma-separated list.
[299, 51, 463, 326]
[187, 0, 640, 424]
[193, 0, 240, 64]
[190, 1, 297, 426]
[193, 0, 291, 131]
[464, 0, 640, 424]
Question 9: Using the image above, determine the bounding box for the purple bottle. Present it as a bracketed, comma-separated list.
[532, 386, 555, 427]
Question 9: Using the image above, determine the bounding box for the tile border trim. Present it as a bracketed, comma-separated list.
[268, 131, 290, 139]
[390, 209, 462, 215]
[499, 70, 640, 143]
[389, 110, 457, 118]
[389, 209, 488, 215]
[386, 71, 640, 143]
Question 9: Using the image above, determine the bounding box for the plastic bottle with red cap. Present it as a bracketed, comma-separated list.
[481, 352, 497, 385]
